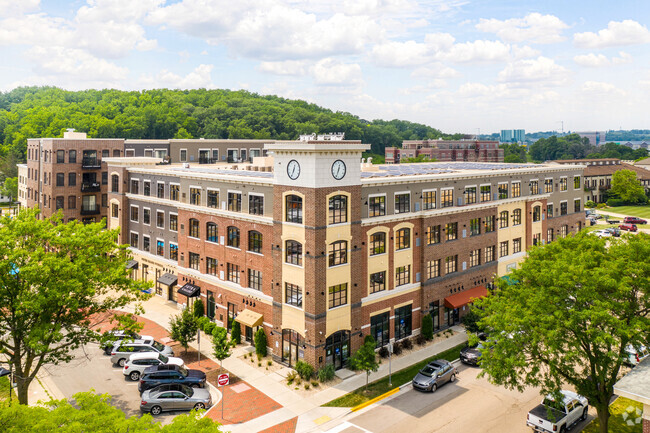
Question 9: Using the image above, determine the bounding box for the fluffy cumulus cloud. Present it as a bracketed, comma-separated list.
[574, 20, 650, 48]
[258, 60, 309, 76]
[139, 64, 215, 89]
[574, 51, 632, 67]
[476, 13, 568, 44]
[497, 56, 570, 87]
[0, 0, 40, 16]
[411, 64, 459, 79]
[311, 58, 363, 86]
[581, 80, 626, 96]
[370, 40, 431, 67]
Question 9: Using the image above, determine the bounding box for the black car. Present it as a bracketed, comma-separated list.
[460, 341, 485, 366]
[138, 364, 207, 394]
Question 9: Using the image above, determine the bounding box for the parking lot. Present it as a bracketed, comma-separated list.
[40, 342, 220, 424]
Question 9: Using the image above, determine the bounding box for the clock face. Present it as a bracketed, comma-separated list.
[331, 160, 346, 180]
[287, 159, 301, 180]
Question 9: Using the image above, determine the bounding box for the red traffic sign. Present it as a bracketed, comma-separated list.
[217, 373, 229, 386]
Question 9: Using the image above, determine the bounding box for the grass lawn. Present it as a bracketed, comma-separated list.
[0, 376, 14, 401]
[605, 205, 650, 220]
[322, 342, 467, 407]
[582, 397, 643, 433]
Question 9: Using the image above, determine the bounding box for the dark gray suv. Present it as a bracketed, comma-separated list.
[412, 360, 458, 392]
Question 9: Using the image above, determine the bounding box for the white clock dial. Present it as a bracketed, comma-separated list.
[331, 160, 346, 180]
[287, 159, 301, 180]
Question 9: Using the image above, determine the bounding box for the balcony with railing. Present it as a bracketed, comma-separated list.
[81, 181, 101, 192]
[80, 204, 100, 215]
[81, 157, 101, 169]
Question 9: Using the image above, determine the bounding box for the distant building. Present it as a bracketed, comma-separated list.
[385, 139, 503, 164]
[17, 163, 27, 208]
[500, 129, 525, 143]
[635, 157, 650, 170]
[576, 131, 607, 147]
[612, 141, 650, 150]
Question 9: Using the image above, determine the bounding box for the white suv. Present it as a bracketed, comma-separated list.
[122, 352, 184, 381]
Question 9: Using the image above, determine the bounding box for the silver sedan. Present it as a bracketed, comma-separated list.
[140, 384, 212, 415]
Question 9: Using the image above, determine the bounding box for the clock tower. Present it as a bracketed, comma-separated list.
[265, 138, 370, 370]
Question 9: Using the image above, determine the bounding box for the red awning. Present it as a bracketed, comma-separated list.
[444, 285, 488, 309]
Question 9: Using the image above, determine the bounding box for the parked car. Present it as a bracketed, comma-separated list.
[100, 331, 152, 355]
[604, 219, 620, 224]
[110, 340, 174, 367]
[412, 359, 458, 392]
[140, 383, 212, 415]
[623, 216, 647, 225]
[123, 352, 184, 381]
[591, 229, 612, 238]
[624, 344, 649, 366]
[460, 341, 485, 366]
[605, 227, 621, 237]
[138, 364, 207, 394]
[591, 214, 603, 219]
[526, 390, 588, 432]
[619, 223, 638, 232]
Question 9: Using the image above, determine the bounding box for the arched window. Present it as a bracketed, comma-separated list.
[396, 228, 411, 250]
[285, 240, 302, 266]
[499, 210, 509, 228]
[189, 218, 199, 238]
[206, 222, 218, 243]
[111, 174, 119, 193]
[369, 232, 386, 255]
[328, 241, 348, 267]
[227, 226, 240, 248]
[286, 195, 302, 223]
[512, 208, 522, 225]
[248, 231, 263, 253]
[329, 195, 347, 224]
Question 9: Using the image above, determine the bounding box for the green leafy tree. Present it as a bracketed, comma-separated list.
[461, 309, 481, 334]
[611, 169, 646, 203]
[421, 314, 433, 340]
[193, 298, 205, 318]
[401, 154, 437, 163]
[474, 232, 650, 433]
[0, 209, 150, 404]
[211, 326, 231, 370]
[0, 391, 222, 432]
[99, 312, 145, 349]
[0, 177, 17, 201]
[169, 307, 199, 354]
[230, 319, 241, 345]
[254, 328, 267, 357]
[350, 335, 380, 390]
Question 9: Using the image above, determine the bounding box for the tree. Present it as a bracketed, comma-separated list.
[0, 177, 17, 201]
[169, 307, 199, 354]
[0, 209, 150, 404]
[461, 308, 481, 334]
[401, 154, 437, 163]
[611, 169, 646, 203]
[474, 232, 650, 433]
[211, 326, 231, 370]
[350, 335, 380, 390]
[254, 328, 267, 357]
[99, 312, 145, 350]
[0, 391, 222, 432]
[230, 319, 241, 345]
[193, 298, 204, 318]
[421, 314, 433, 340]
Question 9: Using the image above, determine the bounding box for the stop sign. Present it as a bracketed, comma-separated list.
[217, 373, 229, 386]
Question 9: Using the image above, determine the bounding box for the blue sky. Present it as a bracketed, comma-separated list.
[1, 0, 650, 134]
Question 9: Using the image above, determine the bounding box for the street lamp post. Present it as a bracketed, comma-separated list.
[388, 342, 393, 387]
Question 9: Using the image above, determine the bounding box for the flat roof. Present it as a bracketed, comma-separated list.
[360, 162, 581, 179]
[614, 357, 650, 404]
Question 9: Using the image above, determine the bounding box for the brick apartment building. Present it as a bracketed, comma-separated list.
[385, 139, 503, 164]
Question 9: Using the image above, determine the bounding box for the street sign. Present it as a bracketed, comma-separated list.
[217, 373, 230, 387]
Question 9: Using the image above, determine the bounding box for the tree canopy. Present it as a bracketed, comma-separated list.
[0, 209, 150, 404]
[474, 232, 650, 433]
[528, 134, 648, 162]
[611, 169, 647, 203]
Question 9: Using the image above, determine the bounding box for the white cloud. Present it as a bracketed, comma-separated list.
[440, 40, 531, 63]
[139, 64, 215, 89]
[411, 64, 459, 79]
[0, 0, 40, 16]
[612, 51, 633, 64]
[258, 60, 309, 76]
[399, 80, 448, 94]
[311, 58, 363, 86]
[26, 46, 128, 80]
[574, 51, 633, 67]
[574, 20, 650, 48]
[498, 56, 570, 87]
[476, 13, 568, 44]
[424, 32, 456, 51]
[370, 40, 431, 67]
[581, 81, 626, 96]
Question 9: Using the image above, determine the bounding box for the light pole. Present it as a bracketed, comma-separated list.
[388, 342, 393, 387]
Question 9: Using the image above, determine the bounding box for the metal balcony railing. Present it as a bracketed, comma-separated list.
[81, 181, 101, 192]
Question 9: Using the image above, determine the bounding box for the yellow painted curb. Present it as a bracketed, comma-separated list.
[350, 387, 400, 412]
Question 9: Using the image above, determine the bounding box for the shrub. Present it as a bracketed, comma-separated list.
[317, 364, 335, 382]
[378, 346, 389, 358]
[392, 341, 402, 356]
[585, 200, 596, 208]
[286, 371, 297, 385]
[402, 338, 413, 350]
[416, 334, 426, 346]
[267, 360, 272, 366]
[203, 321, 216, 335]
[596, 203, 608, 209]
[462, 309, 481, 333]
[250, 358, 254, 363]
[421, 314, 434, 340]
[364, 334, 375, 345]
[311, 380, 319, 387]
[257, 353, 263, 362]
[193, 298, 205, 318]
[295, 360, 314, 380]
[197, 316, 210, 330]
[254, 328, 268, 357]
[304, 383, 310, 390]
[230, 320, 241, 345]
[606, 198, 626, 207]
[258, 362, 262, 367]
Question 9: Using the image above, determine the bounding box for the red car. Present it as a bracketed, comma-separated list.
[623, 217, 647, 225]
[619, 223, 638, 232]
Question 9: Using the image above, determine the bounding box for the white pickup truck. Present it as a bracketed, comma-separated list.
[526, 390, 588, 433]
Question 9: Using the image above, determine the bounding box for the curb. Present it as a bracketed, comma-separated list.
[350, 386, 400, 412]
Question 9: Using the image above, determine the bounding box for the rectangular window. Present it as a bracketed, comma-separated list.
[560, 177, 568, 191]
[56, 173, 64, 187]
[143, 208, 150, 225]
[206, 257, 218, 276]
[102, 172, 108, 185]
[464, 186, 477, 205]
[111, 203, 118, 218]
[180, 149, 187, 162]
[426, 225, 441, 245]
[530, 180, 539, 195]
[470, 249, 481, 267]
[111, 174, 119, 192]
[513, 209, 522, 225]
[441, 189, 453, 208]
[547, 229, 554, 243]
[547, 204, 554, 218]
[485, 246, 496, 262]
[130, 232, 138, 248]
[102, 149, 109, 158]
[285, 283, 302, 307]
[513, 238, 522, 253]
[169, 214, 178, 231]
[498, 183, 508, 199]
[544, 178, 553, 193]
[480, 185, 491, 202]
[190, 187, 201, 205]
[156, 240, 164, 256]
[394, 193, 410, 214]
[396, 228, 410, 250]
[329, 195, 348, 224]
[248, 269, 262, 290]
[427, 259, 441, 279]
[227, 263, 240, 283]
[560, 225, 568, 238]
[228, 192, 241, 212]
[533, 206, 541, 222]
[328, 283, 348, 309]
[369, 232, 386, 255]
[69, 150, 77, 163]
[56, 150, 65, 163]
[170, 184, 179, 201]
[130, 206, 138, 222]
[69, 172, 76, 187]
[189, 252, 200, 270]
[207, 190, 219, 208]
[560, 202, 568, 215]
[68, 195, 76, 209]
[574, 176, 581, 189]
[394, 305, 412, 341]
[533, 233, 541, 246]
[55, 196, 64, 210]
[470, 218, 481, 236]
[157, 183, 164, 199]
[511, 182, 521, 198]
[445, 222, 458, 241]
[484, 215, 496, 232]
[423, 190, 436, 210]
[368, 195, 385, 217]
[445, 255, 457, 274]
[396, 265, 411, 286]
[131, 180, 139, 195]
[370, 312, 389, 348]
[249, 194, 264, 215]
[329, 241, 348, 266]
[574, 199, 581, 213]
[169, 244, 178, 261]
[500, 241, 509, 258]
[143, 236, 150, 253]
[285, 195, 303, 223]
[156, 211, 164, 228]
[499, 211, 509, 228]
[369, 271, 385, 293]
[102, 194, 107, 208]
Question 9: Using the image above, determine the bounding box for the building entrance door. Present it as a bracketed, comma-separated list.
[325, 331, 350, 370]
[282, 329, 302, 367]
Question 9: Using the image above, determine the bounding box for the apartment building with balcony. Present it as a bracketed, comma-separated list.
[385, 139, 503, 164]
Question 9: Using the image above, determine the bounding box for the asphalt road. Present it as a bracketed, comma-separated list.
[42, 343, 218, 424]
[340, 363, 593, 433]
